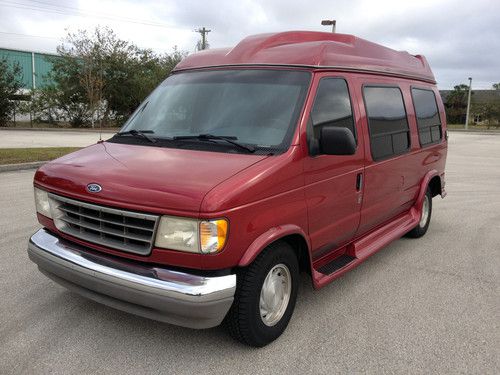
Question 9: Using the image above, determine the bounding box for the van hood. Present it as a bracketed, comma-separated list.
[35, 142, 268, 213]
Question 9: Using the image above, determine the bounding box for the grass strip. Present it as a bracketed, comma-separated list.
[0, 147, 81, 165]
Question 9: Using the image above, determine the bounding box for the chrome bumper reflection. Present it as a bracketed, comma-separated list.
[27, 229, 236, 329]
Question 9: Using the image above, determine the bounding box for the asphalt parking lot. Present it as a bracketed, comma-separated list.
[0, 129, 115, 148]
[0, 132, 498, 374]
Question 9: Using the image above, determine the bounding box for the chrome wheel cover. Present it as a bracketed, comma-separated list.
[259, 264, 292, 327]
[419, 195, 430, 227]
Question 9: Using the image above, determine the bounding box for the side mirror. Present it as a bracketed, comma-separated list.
[320, 126, 356, 155]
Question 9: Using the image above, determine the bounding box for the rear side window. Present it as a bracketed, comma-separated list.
[363, 86, 410, 160]
[309, 78, 355, 154]
[411, 88, 442, 146]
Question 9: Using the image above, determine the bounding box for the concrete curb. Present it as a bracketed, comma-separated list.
[448, 129, 500, 134]
[0, 127, 118, 133]
[0, 161, 47, 173]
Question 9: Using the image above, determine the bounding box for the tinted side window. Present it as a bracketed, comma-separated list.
[309, 78, 355, 154]
[412, 88, 442, 146]
[363, 86, 410, 160]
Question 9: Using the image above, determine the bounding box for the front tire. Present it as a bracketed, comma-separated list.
[407, 188, 432, 238]
[224, 241, 299, 347]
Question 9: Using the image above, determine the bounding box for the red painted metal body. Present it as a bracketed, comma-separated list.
[34, 31, 447, 288]
[174, 31, 435, 83]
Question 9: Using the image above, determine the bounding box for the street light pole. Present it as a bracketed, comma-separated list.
[465, 77, 472, 130]
[321, 20, 336, 33]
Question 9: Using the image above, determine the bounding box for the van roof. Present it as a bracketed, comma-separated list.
[174, 31, 435, 83]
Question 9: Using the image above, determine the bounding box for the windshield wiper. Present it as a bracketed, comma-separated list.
[115, 129, 157, 143]
[173, 134, 255, 153]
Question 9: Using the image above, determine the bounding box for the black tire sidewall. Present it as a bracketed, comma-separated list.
[231, 242, 299, 347]
[250, 246, 299, 345]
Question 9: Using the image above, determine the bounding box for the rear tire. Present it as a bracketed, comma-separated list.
[406, 188, 432, 238]
[224, 241, 299, 347]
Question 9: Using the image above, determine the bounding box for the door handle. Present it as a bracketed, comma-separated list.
[356, 173, 363, 191]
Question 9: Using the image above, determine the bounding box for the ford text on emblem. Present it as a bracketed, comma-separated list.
[87, 183, 102, 193]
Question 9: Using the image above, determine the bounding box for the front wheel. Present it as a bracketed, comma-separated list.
[224, 241, 299, 347]
[406, 188, 432, 238]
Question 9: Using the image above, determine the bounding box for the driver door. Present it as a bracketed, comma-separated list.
[303, 74, 365, 260]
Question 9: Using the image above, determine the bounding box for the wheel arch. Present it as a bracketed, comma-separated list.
[238, 225, 312, 274]
[428, 175, 442, 198]
[416, 169, 440, 208]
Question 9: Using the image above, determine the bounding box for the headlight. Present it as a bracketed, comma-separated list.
[154, 216, 228, 254]
[155, 216, 199, 252]
[34, 187, 52, 218]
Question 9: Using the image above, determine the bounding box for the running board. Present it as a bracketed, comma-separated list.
[316, 254, 356, 275]
[312, 208, 420, 289]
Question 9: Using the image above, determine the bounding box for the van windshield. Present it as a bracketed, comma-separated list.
[114, 69, 311, 154]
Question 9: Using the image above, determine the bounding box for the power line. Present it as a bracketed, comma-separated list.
[27, 0, 175, 27]
[0, 30, 182, 55]
[0, 0, 178, 29]
[0, 30, 59, 40]
[0, 0, 172, 28]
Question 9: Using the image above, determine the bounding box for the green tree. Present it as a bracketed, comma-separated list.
[44, 52, 92, 127]
[444, 84, 471, 124]
[19, 88, 59, 124]
[0, 59, 22, 126]
[57, 27, 121, 127]
[483, 102, 500, 128]
[493, 83, 500, 90]
[104, 46, 185, 124]
[472, 102, 500, 129]
[49, 27, 186, 127]
[19, 84, 90, 126]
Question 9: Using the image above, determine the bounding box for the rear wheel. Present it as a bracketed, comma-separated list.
[224, 241, 299, 347]
[407, 188, 432, 238]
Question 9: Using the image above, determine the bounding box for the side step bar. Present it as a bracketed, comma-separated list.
[312, 208, 420, 289]
[316, 254, 356, 275]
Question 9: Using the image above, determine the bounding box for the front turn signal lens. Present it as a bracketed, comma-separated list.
[200, 219, 228, 254]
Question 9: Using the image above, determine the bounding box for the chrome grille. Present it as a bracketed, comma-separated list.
[48, 193, 159, 255]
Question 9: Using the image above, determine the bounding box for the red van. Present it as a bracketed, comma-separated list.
[28, 31, 447, 347]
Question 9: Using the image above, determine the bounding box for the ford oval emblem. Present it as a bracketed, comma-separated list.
[87, 183, 102, 193]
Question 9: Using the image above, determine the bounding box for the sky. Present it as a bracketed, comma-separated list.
[0, 0, 499, 89]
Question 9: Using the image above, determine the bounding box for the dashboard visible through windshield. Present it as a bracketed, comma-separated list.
[110, 69, 311, 154]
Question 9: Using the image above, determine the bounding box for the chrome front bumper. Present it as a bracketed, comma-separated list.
[27, 229, 236, 329]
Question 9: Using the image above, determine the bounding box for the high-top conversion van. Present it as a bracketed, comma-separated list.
[28, 31, 447, 347]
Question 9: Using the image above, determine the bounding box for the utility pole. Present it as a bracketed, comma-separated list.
[465, 77, 472, 130]
[321, 19, 336, 33]
[195, 27, 211, 50]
